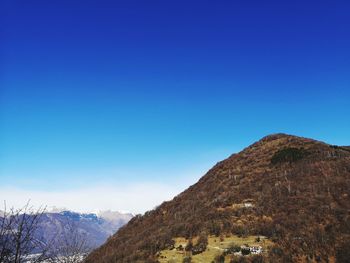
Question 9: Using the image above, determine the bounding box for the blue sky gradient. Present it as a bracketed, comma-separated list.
[1, 0, 349, 211]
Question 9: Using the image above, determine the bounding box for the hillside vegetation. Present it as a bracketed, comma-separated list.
[85, 134, 350, 263]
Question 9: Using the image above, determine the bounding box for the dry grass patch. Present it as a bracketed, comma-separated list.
[158, 235, 273, 263]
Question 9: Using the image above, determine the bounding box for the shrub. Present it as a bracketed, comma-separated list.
[177, 244, 184, 251]
[192, 233, 208, 255]
[185, 239, 193, 252]
[182, 256, 192, 263]
[225, 243, 241, 255]
[241, 247, 251, 256]
[213, 254, 225, 263]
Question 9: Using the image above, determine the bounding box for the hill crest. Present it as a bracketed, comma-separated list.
[86, 134, 350, 263]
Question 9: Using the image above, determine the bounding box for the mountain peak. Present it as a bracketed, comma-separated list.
[262, 132, 315, 143]
[254, 133, 318, 146]
[86, 134, 350, 263]
[237, 133, 327, 160]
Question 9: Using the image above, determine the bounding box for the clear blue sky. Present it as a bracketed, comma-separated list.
[0, 1, 349, 212]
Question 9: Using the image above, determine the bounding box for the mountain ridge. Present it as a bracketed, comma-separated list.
[86, 134, 350, 263]
[40, 210, 133, 248]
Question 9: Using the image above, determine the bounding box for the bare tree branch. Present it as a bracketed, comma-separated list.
[0, 201, 51, 263]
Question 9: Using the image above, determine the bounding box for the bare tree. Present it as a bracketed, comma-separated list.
[0, 201, 52, 263]
[0, 201, 92, 263]
[0, 202, 14, 262]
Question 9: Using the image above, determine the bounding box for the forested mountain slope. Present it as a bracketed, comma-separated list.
[86, 134, 350, 263]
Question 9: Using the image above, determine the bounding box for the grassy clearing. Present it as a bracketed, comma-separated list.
[158, 235, 273, 263]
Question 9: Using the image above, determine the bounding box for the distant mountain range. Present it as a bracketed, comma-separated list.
[34, 210, 133, 250]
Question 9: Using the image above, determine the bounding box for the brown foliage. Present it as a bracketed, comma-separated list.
[85, 134, 350, 262]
